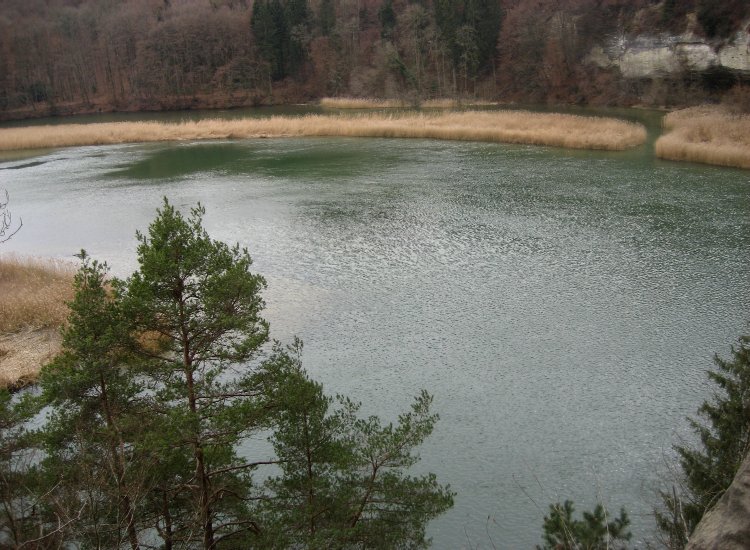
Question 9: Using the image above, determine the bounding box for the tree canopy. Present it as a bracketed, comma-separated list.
[0, 198, 453, 549]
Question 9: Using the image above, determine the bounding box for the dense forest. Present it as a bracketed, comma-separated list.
[0, 0, 749, 120]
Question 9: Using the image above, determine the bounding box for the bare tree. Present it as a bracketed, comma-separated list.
[0, 189, 22, 243]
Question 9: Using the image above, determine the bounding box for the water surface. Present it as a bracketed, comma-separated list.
[1, 130, 748, 548]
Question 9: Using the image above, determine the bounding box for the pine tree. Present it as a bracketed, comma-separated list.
[656, 336, 750, 549]
[0, 388, 69, 548]
[124, 199, 270, 549]
[2, 199, 455, 549]
[260, 340, 455, 548]
[539, 500, 631, 550]
[39, 252, 148, 549]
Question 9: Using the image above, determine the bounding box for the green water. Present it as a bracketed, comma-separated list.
[1, 112, 748, 547]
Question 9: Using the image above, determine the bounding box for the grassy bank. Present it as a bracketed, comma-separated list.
[0, 111, 647, 152]
[0, 255, 74, 388]
[319, 97, 497, 109]
[655, 107, 750, 169]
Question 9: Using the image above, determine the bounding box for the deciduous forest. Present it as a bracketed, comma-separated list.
[1, 0, 748, 120]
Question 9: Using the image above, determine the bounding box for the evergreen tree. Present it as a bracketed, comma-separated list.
[285, 0, 311, 77]
[539, 500, 631, 550]
[252, 0, 287, 80]
[378, 0, 396, 39]
[0, 389, 71, 547]
[259, 340, 455, 548]
[318, 0, 335, 36]
[39, 252, 148, 549]
[432, 0, 500, 85]
[466, 0, 500, 71]
[124, 199, 270, 549]
[656, 335, 750, 549]
[0, 199, 455, 549]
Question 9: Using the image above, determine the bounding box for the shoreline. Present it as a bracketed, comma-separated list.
[0, 110, 647, 153]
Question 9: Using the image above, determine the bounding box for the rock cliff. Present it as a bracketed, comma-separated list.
[686, 451, 750, 550]
[587, 20, 750, 78]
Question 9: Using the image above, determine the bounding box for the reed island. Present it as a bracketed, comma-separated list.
[0, 110, 647, 153]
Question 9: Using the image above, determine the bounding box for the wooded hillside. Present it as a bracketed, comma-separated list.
[0, 0, 748, 119]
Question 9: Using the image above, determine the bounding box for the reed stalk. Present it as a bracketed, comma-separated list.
[655, 106, 750, 169]
[0, 111, 647, 152]
[0, 255, 75, 333]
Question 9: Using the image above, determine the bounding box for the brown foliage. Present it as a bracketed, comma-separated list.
[0, 0, 746, 119]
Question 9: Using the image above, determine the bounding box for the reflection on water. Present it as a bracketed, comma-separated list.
[1, 135, 748, 548]
[105, 141, 401, 181]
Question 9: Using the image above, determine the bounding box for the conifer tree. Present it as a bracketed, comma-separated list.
[39, 252, 147, 549]
[124, 199, 270, 549]
[3, 199, 454, 549]
[260, 340, 455, 548]
[656, 335, 750, 549]
[539, 500, 631, 550]
[0, 388, 70, 548]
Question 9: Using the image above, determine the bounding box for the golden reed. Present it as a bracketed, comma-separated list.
[0, 111, 646, 152]
[0, 255, 75, 334]
[319, 97, 498, 109]
[656, 106, 750, 169]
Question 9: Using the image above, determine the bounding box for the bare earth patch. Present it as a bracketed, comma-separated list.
[0, 328, 61, 389]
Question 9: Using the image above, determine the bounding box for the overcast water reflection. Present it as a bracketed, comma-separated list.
[1, 132, 749, 548]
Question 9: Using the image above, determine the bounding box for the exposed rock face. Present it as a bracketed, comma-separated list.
[686, 451, 750, 550]
[587, 21, 750, 78]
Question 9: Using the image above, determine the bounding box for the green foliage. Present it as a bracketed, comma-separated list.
[656, 336, 750, 548]
[0, 389, 60, 547]
[433, 0, 500, 80]
[318, 0, 335, 36]
[379, 0, 396, 39]
[252, 0, 310, 81]
[539, 500, 631, 550]
[39, 251, 148, 549]
[0, 198, 453, 549]
[258, 339, 455, 548]
[124, 198, 271, 548]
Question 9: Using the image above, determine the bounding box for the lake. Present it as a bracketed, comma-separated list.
[1, 110, 748, 547]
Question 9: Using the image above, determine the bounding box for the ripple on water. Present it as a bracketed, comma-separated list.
[1, 137, 748, 548]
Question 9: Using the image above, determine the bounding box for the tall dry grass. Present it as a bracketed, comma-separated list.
[655, 106, 750, 169]
[320, 97, 498, 109]
[319, 97, 409, 108]
[0, 255, 75, 333]
[0, 111, 647, 151]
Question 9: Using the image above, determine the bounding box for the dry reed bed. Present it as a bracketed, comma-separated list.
[0, 111, 647, 151]
[319, 97, 498, 109]
[0, 255, 75, 334]
[320, 97, 410, 108]
[0, 255, 75, 388]
[656, 106, 750, 169]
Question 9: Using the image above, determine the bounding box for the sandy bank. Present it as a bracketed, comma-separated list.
[0, 111, 647, 152]
[655, 107, 750, 170]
